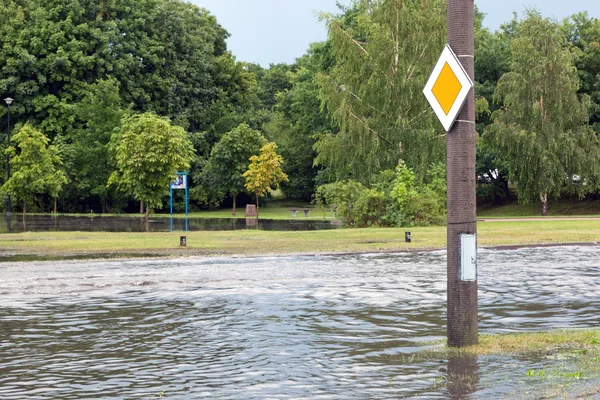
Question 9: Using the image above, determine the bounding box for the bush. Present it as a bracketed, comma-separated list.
[316, 161, 447, 227]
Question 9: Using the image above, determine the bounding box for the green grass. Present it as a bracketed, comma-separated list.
[478, 196, 600, 218]
[28, 196, 600, 220]
[413, 329, 600, 360]
[1, 219, 599, 259]
[418, 330, 600, 399]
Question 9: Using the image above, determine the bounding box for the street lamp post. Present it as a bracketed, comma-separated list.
[4, 97, 13, 216]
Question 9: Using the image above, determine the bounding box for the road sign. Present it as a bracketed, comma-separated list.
[423, 44, 473, 132]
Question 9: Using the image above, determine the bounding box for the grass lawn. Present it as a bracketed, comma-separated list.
[1, 219, 598, 259]
[478, 196, 600, 218]
[34, 196, 600, 220]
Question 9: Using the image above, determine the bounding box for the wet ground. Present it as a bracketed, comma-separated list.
[0, 215, 336, 233]
[0, 246, 599, 399]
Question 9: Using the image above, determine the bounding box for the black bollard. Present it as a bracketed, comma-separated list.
[405, 232, 412, 243]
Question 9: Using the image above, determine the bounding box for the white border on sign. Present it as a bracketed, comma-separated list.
[423, 44, 474, 132]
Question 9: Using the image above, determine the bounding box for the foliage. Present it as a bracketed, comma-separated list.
[264, 43, 337, 200]
[107, 113, 195, 212]
[473, 11, 513, 204]
[199, 123, 266, 212]
[0, 124, 67, 214]
[59, 78, 126, 212]
[0, 0, 233, 136]
[254, 63, 295, 109]
[0, 0, 258, 212]
[316, 162, 446, 227]
[315, 0, 447, 183]
[243, 143, 288, 213]
[484, 11, 600, 213]
[563, 12, 600, 128]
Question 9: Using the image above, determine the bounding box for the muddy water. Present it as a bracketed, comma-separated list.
[0, 215, 336, 233]
[0, 246, 599, 399]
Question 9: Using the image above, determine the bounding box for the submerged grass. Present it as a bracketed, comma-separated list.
[0, 220, 599, 260]
[418, 330, 600, 399]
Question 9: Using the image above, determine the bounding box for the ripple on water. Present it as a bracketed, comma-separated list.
[0, 246, 599, 398]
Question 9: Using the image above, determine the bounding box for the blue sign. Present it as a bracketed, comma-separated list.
[170, 172, 189, 223]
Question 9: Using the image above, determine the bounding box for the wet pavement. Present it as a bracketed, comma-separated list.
[0, 246, 599, 399]
[0, 215, 336, 233]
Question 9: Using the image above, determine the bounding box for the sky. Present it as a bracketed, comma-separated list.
[190, 0, 600, 67]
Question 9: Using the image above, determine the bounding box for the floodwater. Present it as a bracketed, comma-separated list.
[0, 246, 599, 399]
[0, 215, 336, 233]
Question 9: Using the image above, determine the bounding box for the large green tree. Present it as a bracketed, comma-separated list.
[108, 113, 195, 222]
[1, 124, 67, 216]
[200, 123, 267, 214]
[315, 0, 447, 183]
[0, 0, 230, 136]
[563, 13, 600, 126]
[484, 11, 600, 215]
[59, 78, 126, 213]
[265, 42, 337, 200]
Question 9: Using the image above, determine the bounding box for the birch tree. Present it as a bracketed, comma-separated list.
[484, 11, 600, 215]
[315, 0, 447, 183]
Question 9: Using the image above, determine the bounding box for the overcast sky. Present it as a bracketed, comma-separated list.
[190, 0, 600, 66]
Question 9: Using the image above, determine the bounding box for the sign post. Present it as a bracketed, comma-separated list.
[170, 172, 189, 232]
[424, 0, 477, 347]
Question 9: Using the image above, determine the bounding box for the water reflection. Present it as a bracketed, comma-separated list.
[0, 214, 335, 233]
[446, 354, 480, 399]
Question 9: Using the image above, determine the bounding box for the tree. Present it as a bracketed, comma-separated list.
[108, 113, 195, 224]
[315, 0, 447, 183]
[1, 124, 67, 216]
[243, 143, 288, 218]
[484, 11, 600, 215]
[0, 0, 231, 138]
[60, 78, 126, 213]
[265, 42, 338, 200]
[201, 123, 266, 215]
[563, 12, 600, 129]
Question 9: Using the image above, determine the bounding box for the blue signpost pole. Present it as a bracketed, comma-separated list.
[185, 174, 188, 216]
[185, 173, 189, 232]
[170, 172, 189, 232]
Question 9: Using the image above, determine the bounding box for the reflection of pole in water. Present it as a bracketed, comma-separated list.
[446, 353, 479, 399]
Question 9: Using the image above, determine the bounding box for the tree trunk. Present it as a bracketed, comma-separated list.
[540, 192, 548, 216]
[255, 193, 259, 220]
[53, 197, 57, 215]
[503, 179, 510, 199]
[140, 201, 144, 214]
[145, 205, 150, 232]
[232, 193, 237, 216]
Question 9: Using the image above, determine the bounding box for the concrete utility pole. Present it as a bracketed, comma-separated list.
[446, 0, 478, 347]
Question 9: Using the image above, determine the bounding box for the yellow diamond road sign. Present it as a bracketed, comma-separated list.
[423, 44, 473, 132]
